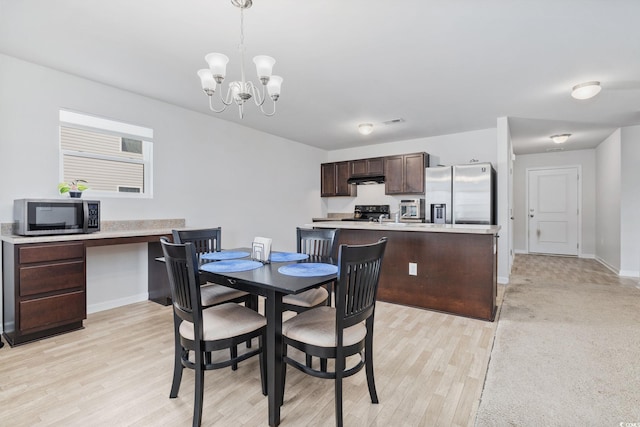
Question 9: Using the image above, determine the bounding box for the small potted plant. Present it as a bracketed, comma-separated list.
[58, 179, 89, 198]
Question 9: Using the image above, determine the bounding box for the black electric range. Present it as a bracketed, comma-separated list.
[342, 204, 390, 222]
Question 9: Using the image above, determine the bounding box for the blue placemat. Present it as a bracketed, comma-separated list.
[270, 252, 309, 262]
[200, 259, 263, 273]
[200, 251, 250, 261]
[278, 263, 338, 277]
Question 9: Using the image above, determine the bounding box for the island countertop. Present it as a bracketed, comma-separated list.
[306, 220, 500, 235]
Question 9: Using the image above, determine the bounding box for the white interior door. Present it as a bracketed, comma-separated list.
[528, 167, 579, 255]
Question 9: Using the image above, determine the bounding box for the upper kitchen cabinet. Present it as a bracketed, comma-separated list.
[384, 152, 430, 194]
[321, 161, 356, 197]
[350, 157, 385, 177]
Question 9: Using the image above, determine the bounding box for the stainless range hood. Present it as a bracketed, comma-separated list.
[347, 175, 385, 185]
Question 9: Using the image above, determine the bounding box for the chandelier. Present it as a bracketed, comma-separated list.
[197, 0, 283, 118]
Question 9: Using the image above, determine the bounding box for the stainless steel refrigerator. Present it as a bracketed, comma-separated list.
[425, 163, 496, 225]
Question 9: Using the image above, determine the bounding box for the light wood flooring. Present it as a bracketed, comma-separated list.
[0, 288, 504, 426]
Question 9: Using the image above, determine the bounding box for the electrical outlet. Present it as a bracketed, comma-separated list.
[409, 262, 417, 276]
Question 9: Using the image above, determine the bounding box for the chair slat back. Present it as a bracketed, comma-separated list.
[296, 227, 340, 258]
[173, 228, 222, 262]
[335, 238, 387, 327]
[161, 237, 203, 323]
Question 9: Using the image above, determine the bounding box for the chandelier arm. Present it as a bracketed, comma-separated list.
[246, 81, 266, 107]
[208, 95, 228, 113]
[218, 86, 235, 106]
[259, 99, 277, 117]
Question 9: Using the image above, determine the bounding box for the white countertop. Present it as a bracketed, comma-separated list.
[0, 228, 175, 244]
[306, 221, 500, 235]
[0, 218, 186, 244]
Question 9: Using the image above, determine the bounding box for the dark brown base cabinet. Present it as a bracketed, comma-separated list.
[337, 228, 497, 321]
[2, 241, 87, 346]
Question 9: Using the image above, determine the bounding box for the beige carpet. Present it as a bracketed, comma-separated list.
[476, 255, 640, 426]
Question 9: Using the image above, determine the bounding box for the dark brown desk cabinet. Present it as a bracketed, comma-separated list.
[3, 241, 87, 346]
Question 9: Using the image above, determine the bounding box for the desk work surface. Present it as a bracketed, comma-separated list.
[0, 219, 186, 244]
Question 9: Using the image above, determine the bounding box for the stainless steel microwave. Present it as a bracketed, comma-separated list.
[14, 199, 100, 236]
[399, 198, 425, 221]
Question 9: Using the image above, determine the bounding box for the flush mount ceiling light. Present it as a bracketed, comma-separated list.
[197, 0, 283, 118]
[358, 123, 374, 135]
[550, 133, 571, 144]
[571, 81, 601, 100]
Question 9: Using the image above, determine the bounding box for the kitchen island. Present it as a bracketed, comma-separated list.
[309, 221, 500, 321]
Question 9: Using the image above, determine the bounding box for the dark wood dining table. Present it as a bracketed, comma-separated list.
[198, 249, 337, 427]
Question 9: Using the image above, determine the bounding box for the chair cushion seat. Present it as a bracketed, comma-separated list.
[282, 287, 329, 308]
[200, 283, 248, 307]
[282, 306, 366, 348]
[179, 303, 266, 341]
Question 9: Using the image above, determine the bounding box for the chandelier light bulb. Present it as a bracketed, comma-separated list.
[197, 69, 217, 95]
[205, 53, 229, 83]
[571, 81, 601, 100]
[550, 134, 571, 144]
[253, 56, 276, 82]
[267, 76, 283, 100]
[358, 123, 374, 135]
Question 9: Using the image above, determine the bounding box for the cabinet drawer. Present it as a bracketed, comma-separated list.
[19, 242, 85, 264]
[19, 290, 86, 333]
[19, 261, 85, 296]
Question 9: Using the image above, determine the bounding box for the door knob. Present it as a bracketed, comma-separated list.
[529, 214, 534, 218]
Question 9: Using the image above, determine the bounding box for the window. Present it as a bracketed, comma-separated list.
[59, 110, 153, 198]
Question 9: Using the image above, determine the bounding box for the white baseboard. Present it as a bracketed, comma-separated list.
[619, 269, 640, 278]
[87, 293, 149, 314]
[514, 250, 595, 259]
[595, 257, 620, 275]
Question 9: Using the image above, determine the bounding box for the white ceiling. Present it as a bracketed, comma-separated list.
[1, 0, 639, 155]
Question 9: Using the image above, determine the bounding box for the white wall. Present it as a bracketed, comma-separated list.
[619, 125, 640, 277]
[496, 117, 513, 284]
[595, 130, 622, 271]
[513, 149, 597, 257]
[0, 54, 327, 318]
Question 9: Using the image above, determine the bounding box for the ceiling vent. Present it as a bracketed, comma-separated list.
[546, 147, 565, 152]
[383, 118, 405, 126]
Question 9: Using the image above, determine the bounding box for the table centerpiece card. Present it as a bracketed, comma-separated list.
[252, 236, 272, 263]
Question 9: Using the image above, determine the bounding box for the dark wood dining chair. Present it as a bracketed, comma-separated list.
[160, 237, 266, 427]
[281, 238, 388, 427]
[282, 227, 340, 312]
[172, 228, 258, 313]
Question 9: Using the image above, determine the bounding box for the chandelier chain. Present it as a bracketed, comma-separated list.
[239, 6, 246, 83]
